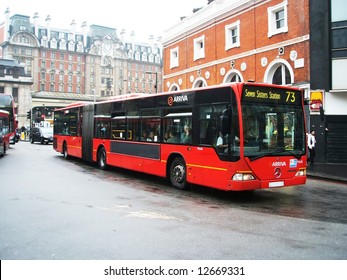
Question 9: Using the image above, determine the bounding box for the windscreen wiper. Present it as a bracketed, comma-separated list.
[248, 148, 302, 161]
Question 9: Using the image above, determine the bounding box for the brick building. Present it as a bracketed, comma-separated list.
[0, 9, 162, 128]
[162, 0, 310, 95]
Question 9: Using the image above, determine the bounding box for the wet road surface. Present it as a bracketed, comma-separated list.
[1, 142, 346, 259]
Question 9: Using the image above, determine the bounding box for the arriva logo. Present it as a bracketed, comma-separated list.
[272, 161, 286, 167]
[168, 95, 188, 106]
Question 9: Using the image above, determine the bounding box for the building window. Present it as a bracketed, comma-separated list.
[332, 59, 347, 89]
[194, 35, 205, 61]
[12, 88, 19, 102]
[268, 0, 288, 37]
[41, 39, 48, 48]
[264, 60, 293, 85]
[68, 42, 75, 51]
[20, 36, 29, 44]
[51, 38, 57, 49]
[225, 20, 240, 50]
[170, 47, 179, 69]
[272, 64, 291, 85]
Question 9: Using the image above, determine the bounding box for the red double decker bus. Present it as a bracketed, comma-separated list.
[0, 109, 10, 156]
[0, 94, 17, 151]
[53, 82, 307, 191]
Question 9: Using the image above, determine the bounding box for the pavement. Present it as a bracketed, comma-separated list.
[306, 163, 347, 183]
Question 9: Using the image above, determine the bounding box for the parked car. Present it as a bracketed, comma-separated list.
[30, 127, 53, 144]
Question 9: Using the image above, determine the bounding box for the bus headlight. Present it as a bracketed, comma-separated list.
[232, 173, 255, 181]
[295, 169, 306, 177]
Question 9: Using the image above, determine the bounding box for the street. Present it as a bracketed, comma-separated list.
[1, 141, 347, 260]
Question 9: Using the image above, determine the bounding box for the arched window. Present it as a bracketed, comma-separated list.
[192, 78, 207, 88]
[169, 84, 179, 91]
[272, 64, 291, 85]
[223, 69, 244, 83]
[264, 59, 294, 85]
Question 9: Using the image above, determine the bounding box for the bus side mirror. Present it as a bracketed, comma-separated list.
[220, 108, 231, 134]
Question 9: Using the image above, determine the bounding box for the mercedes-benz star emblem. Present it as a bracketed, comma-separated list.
[274, 167, 282, 178]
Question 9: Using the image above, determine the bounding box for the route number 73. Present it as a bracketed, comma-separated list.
[286, 91, 296, 103]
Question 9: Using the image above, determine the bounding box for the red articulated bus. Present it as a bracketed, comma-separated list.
[53, 83, 307, 191]
[0, 94, 17, 151]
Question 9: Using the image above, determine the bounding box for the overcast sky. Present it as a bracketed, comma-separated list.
[0, 0, 208, 41]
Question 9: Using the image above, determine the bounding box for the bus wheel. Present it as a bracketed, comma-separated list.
[98, 147, 107, 170]
[63, 143, 69, 159]
[170, 157, 188, 190]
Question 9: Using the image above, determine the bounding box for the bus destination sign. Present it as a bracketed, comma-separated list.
[242, 85, 302, 106]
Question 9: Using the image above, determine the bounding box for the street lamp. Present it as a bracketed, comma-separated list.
[146, 71, 158, 93]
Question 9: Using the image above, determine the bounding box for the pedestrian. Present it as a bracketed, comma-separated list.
[307, 130, 316, 165]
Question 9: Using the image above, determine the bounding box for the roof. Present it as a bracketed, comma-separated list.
[31, 91, 94, 101]
[0, 59, 23, 68]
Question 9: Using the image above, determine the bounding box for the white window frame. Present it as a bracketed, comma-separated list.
[225, 20, 240, 50]
[170, 47, 179, 69]
[193, 35, 205, 61]
[268, 0, 288, 38]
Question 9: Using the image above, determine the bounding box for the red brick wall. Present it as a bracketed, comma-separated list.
[163, 0, 310, 91]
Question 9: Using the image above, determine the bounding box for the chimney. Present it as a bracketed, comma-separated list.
[45, 15, 51, 40]
[33, 12, 39, 37]
[70, 19, 76, 33]
[4, 7, 10, 41]
[130, 30, 135, 50]
[81, 21, 88, 47]
[120, 29, 126, 42]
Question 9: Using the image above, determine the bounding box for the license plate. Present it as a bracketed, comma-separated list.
[269, 181, 284, 188]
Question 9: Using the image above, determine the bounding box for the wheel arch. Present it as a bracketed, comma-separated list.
[96, 144, 107, 169]
[166, 152, 185, 179]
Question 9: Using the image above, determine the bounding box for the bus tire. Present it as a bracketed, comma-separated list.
[169, 157, 188, 190]
[98, 147, 107, 170]
[63, 142, 69, 159]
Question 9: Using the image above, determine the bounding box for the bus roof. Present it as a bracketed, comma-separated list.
[54, 82, 302, 110]
[54, 101, 93, 111]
